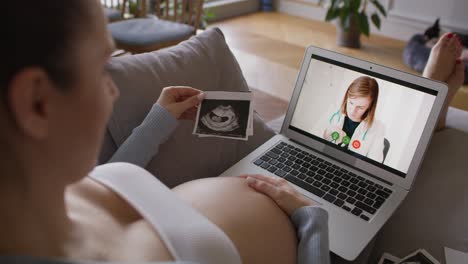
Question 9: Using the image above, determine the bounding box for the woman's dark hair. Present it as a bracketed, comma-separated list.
[0, 0, 92, 102]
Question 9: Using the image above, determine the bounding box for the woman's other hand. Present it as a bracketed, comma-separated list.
[240, 174, 315, 216]
[157, 86, 205, 120]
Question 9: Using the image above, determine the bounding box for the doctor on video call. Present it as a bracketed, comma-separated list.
[314, 76, 386, 163]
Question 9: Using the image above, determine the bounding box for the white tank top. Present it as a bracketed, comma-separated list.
[89, 162, 242, 264]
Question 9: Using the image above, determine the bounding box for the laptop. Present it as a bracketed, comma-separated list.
[219, 46, 447, 260]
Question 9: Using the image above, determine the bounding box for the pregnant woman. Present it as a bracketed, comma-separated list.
[0, 0, 326, 264]
[0, 0, 463, 264]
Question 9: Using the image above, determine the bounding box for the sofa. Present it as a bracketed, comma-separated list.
[99, 28, 468, 263]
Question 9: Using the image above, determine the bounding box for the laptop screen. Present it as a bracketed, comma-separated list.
[290, 54, 437, 177]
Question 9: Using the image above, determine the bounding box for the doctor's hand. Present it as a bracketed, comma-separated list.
[324, 125, 347, 144]
[240, 174, 315, 216]
[157, 86, 206, 120]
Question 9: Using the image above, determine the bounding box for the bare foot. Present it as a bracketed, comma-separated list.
[446, 60, 465, 100]
[422, 33, 465, 131]
[435, 60, 465, 130]
[423, 32, 463, 81]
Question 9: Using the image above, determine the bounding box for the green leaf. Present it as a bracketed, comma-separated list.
[342, 0, 350, 8]
[325, 7, 341, 21]
[371, 0, 387, 17]
[205, 10, 216, 19]
[371, 13, 381, 29]
[350, 0, 362, 13]
[340, 6, 350, 30]
[357, 12, 370, 36]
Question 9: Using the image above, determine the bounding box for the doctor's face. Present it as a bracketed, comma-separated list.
[346, 96, 371, 122]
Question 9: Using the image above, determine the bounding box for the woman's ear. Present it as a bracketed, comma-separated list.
[7, 68, 55, 140]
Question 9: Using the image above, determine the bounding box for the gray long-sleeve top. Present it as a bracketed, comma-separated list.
[0, 104, 330, 264]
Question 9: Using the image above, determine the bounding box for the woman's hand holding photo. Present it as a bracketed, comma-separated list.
[157, 86, 206, 120]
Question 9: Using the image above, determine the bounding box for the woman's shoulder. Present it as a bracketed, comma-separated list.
[66, 163, 144, 222]
[67, 164, 139, 200]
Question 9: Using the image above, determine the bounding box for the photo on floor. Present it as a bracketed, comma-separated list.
[397, 249, 440, 264]
[378, 253, 400, 264]
[193, 91, 252, 140]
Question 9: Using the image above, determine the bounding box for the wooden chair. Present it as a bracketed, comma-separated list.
[108, 0, 204, 54]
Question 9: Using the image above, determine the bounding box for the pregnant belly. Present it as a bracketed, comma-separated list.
[172, 176, 297, 264]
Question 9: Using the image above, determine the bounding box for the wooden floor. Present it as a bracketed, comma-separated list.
[209, 12, 468, 118]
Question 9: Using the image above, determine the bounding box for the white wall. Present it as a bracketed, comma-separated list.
[275, 0, 468, 41]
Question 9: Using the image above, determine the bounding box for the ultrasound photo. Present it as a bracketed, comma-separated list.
[193, 92, 252, 140]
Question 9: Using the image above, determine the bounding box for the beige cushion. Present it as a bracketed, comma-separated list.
[101, 28, 275, 187]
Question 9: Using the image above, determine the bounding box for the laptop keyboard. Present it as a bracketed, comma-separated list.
[253, 141, 393, 222]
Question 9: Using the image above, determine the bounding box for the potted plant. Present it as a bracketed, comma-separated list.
[319, 0, 387, 48]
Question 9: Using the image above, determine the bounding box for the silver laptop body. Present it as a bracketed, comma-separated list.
[219, 46, 447, 260]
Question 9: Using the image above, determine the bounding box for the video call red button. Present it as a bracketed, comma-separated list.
[352, 140, 361, 149]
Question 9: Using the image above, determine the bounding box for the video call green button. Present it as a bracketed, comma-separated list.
[342, 136, 351, 145]
[331, 131, 340, 141]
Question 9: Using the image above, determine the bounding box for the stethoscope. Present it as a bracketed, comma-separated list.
[329, 110, 369, 144]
